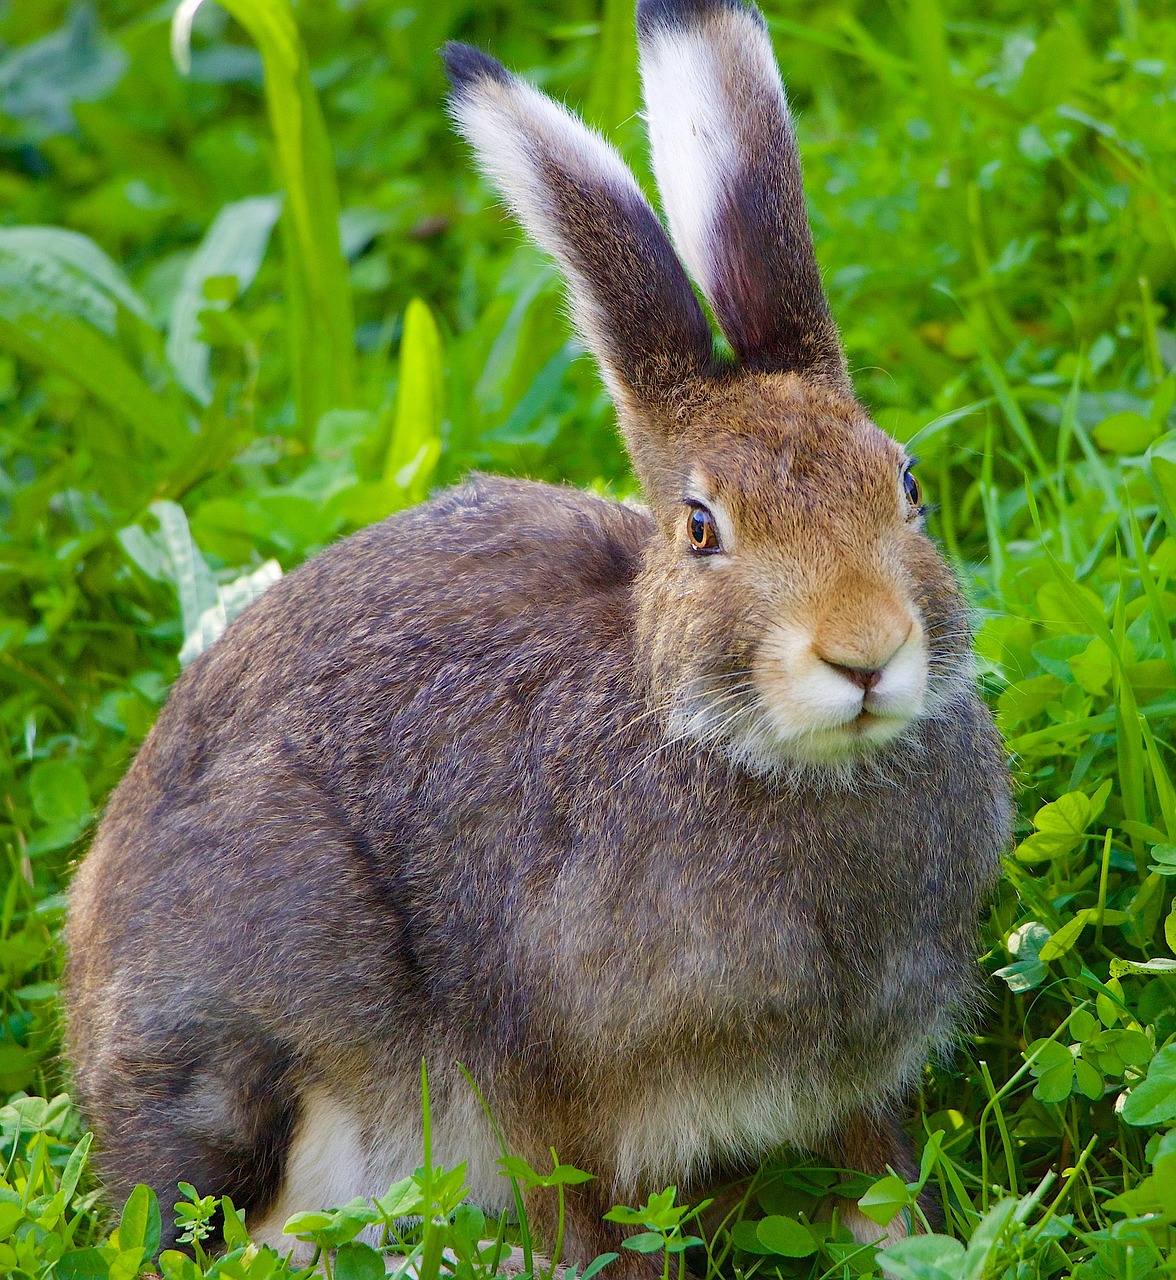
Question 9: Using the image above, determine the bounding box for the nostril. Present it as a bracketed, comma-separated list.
[824, 661, 883, 693]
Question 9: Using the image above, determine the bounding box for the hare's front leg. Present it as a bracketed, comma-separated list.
[818, 1108, 931, 1246]
[521, 1177, 664, 1280]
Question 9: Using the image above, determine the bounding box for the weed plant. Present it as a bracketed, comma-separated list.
[0, 0, 1175, 1277]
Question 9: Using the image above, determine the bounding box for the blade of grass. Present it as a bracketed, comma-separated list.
[166, 194, 281, 405]
[586, 0, 638, 141]
[0, 309, 188, 450]
[173, 0, 356, 431]
[1126, 500, 1176, 676]
[457, 1063, 535, 1279]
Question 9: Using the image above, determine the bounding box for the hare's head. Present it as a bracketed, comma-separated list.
[445, 0, 972, 774]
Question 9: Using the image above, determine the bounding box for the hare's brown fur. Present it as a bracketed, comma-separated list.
[66, 0, 1011, 1266]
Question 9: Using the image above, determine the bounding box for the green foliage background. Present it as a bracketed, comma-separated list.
[1, 0, 1176, 1276]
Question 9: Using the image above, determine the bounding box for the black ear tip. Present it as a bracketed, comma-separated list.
[636, 0, 764, 38]
[441, 42, 511, 93]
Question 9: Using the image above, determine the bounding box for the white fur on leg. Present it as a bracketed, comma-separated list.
[839, 1204, 914, 1248]
[247, 1080, 511, 1261]
[248, 1085, 370, 1261]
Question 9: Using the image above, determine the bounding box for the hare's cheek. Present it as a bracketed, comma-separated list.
[753, 625, 866, 735]
[864, 628, 928, 718]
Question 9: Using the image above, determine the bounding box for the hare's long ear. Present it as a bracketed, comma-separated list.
[444, 44, 714, 412]
[637, 0, 848, 387]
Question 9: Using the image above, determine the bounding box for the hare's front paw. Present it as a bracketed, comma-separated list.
[490, 1246, 550, 1277]
[838, 1204, 915, 1248]
[490, 1250, 659, 1280]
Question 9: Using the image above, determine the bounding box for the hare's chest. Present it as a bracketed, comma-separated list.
[536, 850, 957, 1052]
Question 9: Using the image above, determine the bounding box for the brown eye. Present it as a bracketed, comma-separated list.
[903, 465, 923, 511]
[686, 504, 721, 553]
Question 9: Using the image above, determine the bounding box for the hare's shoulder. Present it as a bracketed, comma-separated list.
[316, 473, 652, 608]
[164, 477, 649, 738]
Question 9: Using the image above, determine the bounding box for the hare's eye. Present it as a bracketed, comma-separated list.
[902, 465, 923, 513]
[686, 504, 721, 553]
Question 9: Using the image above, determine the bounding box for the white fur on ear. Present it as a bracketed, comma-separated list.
[636, 1, 846, 383]
[639, 3, 789, 313]
[447, 56, 666, 403]
[450, 71, 638, 259]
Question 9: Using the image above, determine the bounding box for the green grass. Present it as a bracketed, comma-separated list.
[1, 0, 1175, 1276]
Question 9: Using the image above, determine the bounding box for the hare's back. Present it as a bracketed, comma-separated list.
[182, 474, 649, 746]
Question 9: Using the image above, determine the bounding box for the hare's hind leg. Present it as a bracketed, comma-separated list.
[817, 1108, 930, 1246]
[74, 1011, 301, 1250]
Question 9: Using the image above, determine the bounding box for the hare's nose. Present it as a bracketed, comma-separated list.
[822, 660, 883, 693]
[814, 621, 913, 692]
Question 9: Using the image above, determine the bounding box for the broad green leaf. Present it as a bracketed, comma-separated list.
[0, 1200, 22, 1237]
[167, 194, 281, 403]
[109, 1247, 148, 1280]
[147, 500, 220, 660]
[385, 297, 443, 505]
[172, 0, 355, 429]
[878, 1233, 965, 1280]
[282, 1210, 333, 1236]
[1027, 1039, 1075, 1103]
[1097, 977, 1126, 1026]
[59, 1133, 93, 1207]
[1069, 1009, 1097, 1041]
[731, 1220, 777, 1256]
[1068, 637, 1113, 695]
[1015, 787, 1107, 861]
[0, 4, 127, 139]
[1146, 443, 1176, 538]
[1110, 956, 1176, 977]
[117, 1184, 160, 1260]
[992, 958, 1047, 992]
[0, 226, 148, 327]
[1093, 410, 1158, 454]
[578, 1253, 620, 1280]
[376, 1175, 424, 1219]
[960, 1199, 1018, 1275]
[0, 225, 187, 447]
[117, 524, 171, 582]
[1115, 1030, 1153, 1066]
[621, 1232, 667, 1254]
[0, 303, 187, 449]
[334, 1241, 386, 1280]
[158, 1251, 200, 1280]
[1038, 909, 1093, 961]
[220, 1196, 248, 1250]
[28, 760, 89, 823]
[450, 1202, 487, 1254]
[1074, 1058, 1104, 1100]
[497, 1155, 542, 1185]
[178, 559, 282, 666]
[1122, 1044, 1176, 1125]
[55, 1246, 112, 1280]
[857, 1174, 912, 1227]
[755, 1214, 818, 1256]
[310, 1198, 380, 1247]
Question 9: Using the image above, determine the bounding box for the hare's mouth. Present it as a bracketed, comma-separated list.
[667, 671, 922, 775]
[666, 620, 934, 774]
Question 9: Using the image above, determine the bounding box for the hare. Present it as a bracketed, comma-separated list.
[65, 0, 1011, 1267]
